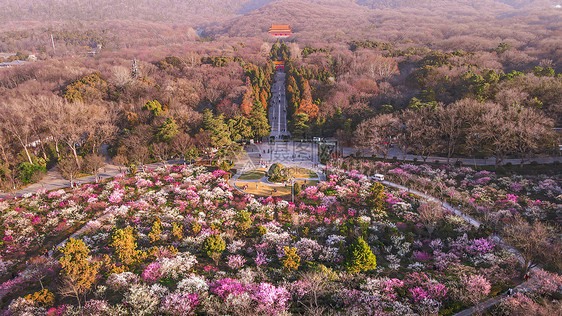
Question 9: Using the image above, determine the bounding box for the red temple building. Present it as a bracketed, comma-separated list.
[269, 24, 292, 38]
[273, 60, 285, 71]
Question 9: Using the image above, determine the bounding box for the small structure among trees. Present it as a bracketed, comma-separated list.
[273, 60, 285, 71]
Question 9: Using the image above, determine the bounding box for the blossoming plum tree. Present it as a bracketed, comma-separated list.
[111, 226, 143, 270]
[58, 238, 101, 308]
[203, 234, 226, 264]
[148, 218, 163, 243]
[282, 246, 301, 272]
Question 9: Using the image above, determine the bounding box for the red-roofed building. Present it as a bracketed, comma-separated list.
[269, 24, 292, 38]
[273, 60, 285, 71]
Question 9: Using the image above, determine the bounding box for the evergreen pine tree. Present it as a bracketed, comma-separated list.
[260, 89, 269, 110]
[344, 236, 377, 274]
[270, 43, 280, 60]
[142, 100, 165, 117]
[111, 227, 142, 267]
[249, 101, 271, 139]
[240, 78, 254, 116]
[156, 118, 179, 142]
[367, 182, 388, 212]
[228, 116, 252, 141]
[202, 109, 232, 148]
[148, 218, 163, 243]
[289, 113, 310, 139]
[297, 79, 319, 119]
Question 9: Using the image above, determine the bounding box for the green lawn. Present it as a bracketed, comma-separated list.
[235, 182, 291, 196]
[288, 167, 318, 179]
[238, 168, 266, 180]
[238, 167, 317, 183]
[235, 180, 319, 197]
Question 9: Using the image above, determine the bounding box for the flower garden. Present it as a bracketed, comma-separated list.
[332, 159, 561, 231]
[0, 164, 560, 315]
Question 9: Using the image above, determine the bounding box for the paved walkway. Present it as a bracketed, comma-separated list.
[237, 142, 320, 172]
[382, 181, 482, 227]
[382, 180, 534, 265]
[268, 71, 290, 139]
[0, 160, 184, 199]
[0, 164, 122, 199]
[453, 277, 535, 316]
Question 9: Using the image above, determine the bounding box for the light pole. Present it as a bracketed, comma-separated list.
[291, 177, 295, 203]
[292, 141, 295, 161]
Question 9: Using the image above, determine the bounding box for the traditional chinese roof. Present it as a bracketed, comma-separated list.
[269, 24, 292, 34]
[270, 24, 291, 30]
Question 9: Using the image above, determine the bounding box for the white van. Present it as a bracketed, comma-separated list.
[373, 174, 385, 181]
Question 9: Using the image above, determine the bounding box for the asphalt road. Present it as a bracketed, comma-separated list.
[343, 146, 562, 166]
[268, 71, 290, 139]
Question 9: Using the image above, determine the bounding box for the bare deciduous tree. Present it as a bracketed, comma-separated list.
[170, 132, 194, 160]
[400, 106, 441, 162]
[439, 100, 466, 164]
[296, 271, 334, 315]
[0, 99, 34, 164]
[151, 142, 170, 163]
[417, 200, 444, 237]
[503, 218, 561, 276]
[112, 154, 129, 173]
[511, 106, 554, 167]
[58, 156, 82, 188]
[0, 128, 19, 191]
[355, 114, 399, 159]
[83, 154, 105, 183]
[36, 96, 107, 168]
[56, 101, 106, 169]
[467, 102, 512, 167]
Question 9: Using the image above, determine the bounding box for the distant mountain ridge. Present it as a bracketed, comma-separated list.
[0, 0, 558, 43]
[201, 0, 559, 39]
[0, 0, 556, 24]
[0, 0, 249, 24]
[356, 0, 554, 9]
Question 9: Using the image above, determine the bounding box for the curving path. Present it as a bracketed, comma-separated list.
[380, 179, 535, 316]
[0, 160, 185, 199]
[228, 166, 322, 196]
[341, 146, 562, 166]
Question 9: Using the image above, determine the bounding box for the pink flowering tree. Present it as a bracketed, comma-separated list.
[160, 293, 199, 315]
[456, 274, 491, 305]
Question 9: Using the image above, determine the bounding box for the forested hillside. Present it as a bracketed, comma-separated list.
[209, 0, 561, 62]
[2, 0, 560, 62]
